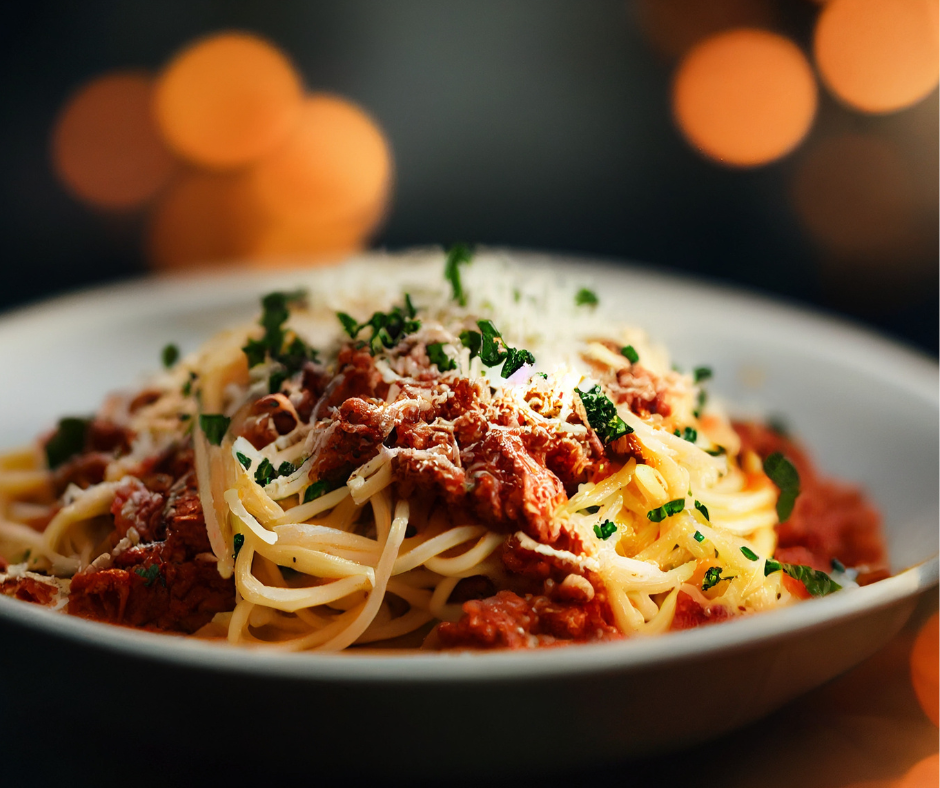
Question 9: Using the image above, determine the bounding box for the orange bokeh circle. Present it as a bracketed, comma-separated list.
[51, 71, 177, 209]
[672, 29, 817, 167]
[910, 612, 939, 727]
[249, 94, 392, 229]
[147, 170, 267, 269]
[154, 32, 305, 169]
[815, 0, 940, 114]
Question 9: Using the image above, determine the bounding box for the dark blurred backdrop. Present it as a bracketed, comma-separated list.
[1, 1, 936, 352]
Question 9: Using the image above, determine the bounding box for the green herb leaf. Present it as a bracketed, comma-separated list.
[621, 345, 639, 364]
[575, 288, 598, 307]
[693, 366, 712, 383]
[704, 446, 726, 457]
[233, 532, 245, 558]
[763, 452, 801, 522]
[831, 558, 846, 573]
[694, 501, 709, 521]
[254, 458, 276, 486]
[740, 546, 759, 561]
[593, 520, 617, 540]
[236, 452, 252, 470]
[675, 426, 697, 443]
[44, 417, 90, 469]
[444, 243, 473, 306]
[577, 385, 632, 444]
[459, 329, 482, 357]
[580, 505, 601, 515]
[182, 372, 196, 397]
[702, 566, 733, 592]
[161, 343, 179, 368]
[426, 342, 456, 372]
[501, 347, 535, 378]
[277, 461, 295, 477]
[476, 320, 505, 366]
[134, 564, 162, 587]
[337, 312, 359, 337]
[693, 530, 705, 542]
[268, 370, 288, 394]
[647, 498, 685, 523]
[303, 479, 333, 503]
[199, 414, 230, 446]
[764, 560, 842, 597]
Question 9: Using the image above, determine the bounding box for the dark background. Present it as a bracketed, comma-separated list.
[1, 0, 936, 353]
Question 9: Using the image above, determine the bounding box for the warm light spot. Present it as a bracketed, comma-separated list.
[815, 0, 939, 113]
[51, 71, 177, 210]
[910, 613, 939, 727]
[245, 217, 367, 268]
[672, 29, 817, 167]
[249, 94, 393, 229]
[154, 32, 304, 169]
[635, 0, 776, 60]
[147, 170, 267, 269]
[899, 753, 939, 788]
[791, 133, 916, 261]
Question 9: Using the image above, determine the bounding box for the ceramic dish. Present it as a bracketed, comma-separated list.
[0, 251, 936, 779]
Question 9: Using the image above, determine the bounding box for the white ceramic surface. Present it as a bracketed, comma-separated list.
[0, 251, 936, 778]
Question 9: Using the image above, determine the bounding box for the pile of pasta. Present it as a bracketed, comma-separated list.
[0, 251, 859, 651]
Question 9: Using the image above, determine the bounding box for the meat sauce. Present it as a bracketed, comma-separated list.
[2, 346, 886, 648]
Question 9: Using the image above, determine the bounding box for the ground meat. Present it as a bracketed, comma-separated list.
[66, 445, 234, 633]
[0, 576, 59, 605]
[671, 591, 731, 630]
[734, 422, 887, 574]
[607, 365, 672, 418]
[437, 586, 619, 649]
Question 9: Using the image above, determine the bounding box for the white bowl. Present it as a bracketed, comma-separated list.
[0, 251, 935, 779]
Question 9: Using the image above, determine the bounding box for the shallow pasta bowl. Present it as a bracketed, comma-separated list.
[0, 251, 936, 780]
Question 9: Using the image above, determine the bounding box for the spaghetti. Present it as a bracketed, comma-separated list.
[0, 251, 887, 650]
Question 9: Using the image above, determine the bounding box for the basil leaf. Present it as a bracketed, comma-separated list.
[694, 501, 709, 521]
[303, 480, 333, 504]
[233, 533, 245, 558]
[764, 560, 842, 597]
[236, 452, 252, 470]
[740, 546, 759, 561]
[501, 347, 535, 378]
[620, 345, 639, 364]
[161, 343, 179, 368]
[593, 520, 617, 540]
[575, 288, 598, 307]
[427, 342, 456, 372]
[702, 566, 733, 591]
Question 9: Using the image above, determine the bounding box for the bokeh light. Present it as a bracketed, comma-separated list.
[910, 613, 939, 727]
[51, 71, 177, 210]
[635, 0, 776, 60]
[249, 94, 392, 228]
[791, 133, 917, 262]
[672, 29, 817, 167]
[154, 32, 305, 170]
[815, 0, 940, 114]
[147, 170, 266, 269]
[899, 753, 939, 788]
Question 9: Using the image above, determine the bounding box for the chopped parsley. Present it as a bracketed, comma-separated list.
[233, 533, 245, 559]
[303, 479, 334, 504]
[134, 564, 163, 587]
[577, 385, 632, 444]
[702, 566, 733, 591]
[620, 345, 639, 364]
[444, 243, 473, 306]
[647, 498, 685, 523]
[575, 288, 598, 307]
[831, 558, 846, 574]
[764, 559, 842, 597]
[693, 388, 707, 419]
[161, 343, 179, 368]
[236, 452, 252, 470]
[337, 297, 421, 356]
[580, 505, 601, 515]
[675, 426, 697, 443]
[763, 452, 801, 522]
[461, 319, 535, 378]
[44, 417, 90, 469]
[593, 520, 617, 540]
[242, 290, 318, 387]
[693, 530, 705, 542]
[694, 500, 709, 521]
[254, 458, 276, 486]
[740, 546, 759, 561]
[693, 366, 712, 383]
[182, 372, 196, 397]
[704, 446, 726, 457]
[277, 461, 295, 477]
[199, 414, 230, 446]
[426, 342, 457, 372]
